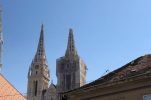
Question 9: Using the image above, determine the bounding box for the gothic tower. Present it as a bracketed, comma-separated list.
[0, 8, 3, 72]
[56, 29, 87, 95]
[27, 25, 50, 100]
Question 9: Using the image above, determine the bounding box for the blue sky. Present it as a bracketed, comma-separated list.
[1, 0, 151, 95]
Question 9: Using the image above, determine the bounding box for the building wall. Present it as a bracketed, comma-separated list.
[27, 69, 49, 100]
[87, 86, 151, 100]
[56, 57, 86, 93]
[45, 85, 57, 100]
[65, 76, 151, 100]
[56, 57, 86, 100]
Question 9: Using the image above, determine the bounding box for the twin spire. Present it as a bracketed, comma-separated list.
[65, 29, 78, 59]
[33, 24, 47, 64]
[33, 26, 78, 64]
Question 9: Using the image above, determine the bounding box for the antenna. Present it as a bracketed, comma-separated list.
[102, 69, 109, 76]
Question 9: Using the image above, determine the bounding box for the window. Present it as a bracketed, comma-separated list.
[36, 71, 38, 75]
[66, 74, 71, 90]
[72, 73, 75, 87]
[144, 94, 151, 100]
[33, 81, 38, 96]
[35, 65, 39, 69]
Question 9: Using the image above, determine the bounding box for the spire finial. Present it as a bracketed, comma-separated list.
[41, 24, 44, 31]
[65, 28, 78, 59]
[40, 24, 44, 37]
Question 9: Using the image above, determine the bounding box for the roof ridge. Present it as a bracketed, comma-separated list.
[0, 74, 26, 99]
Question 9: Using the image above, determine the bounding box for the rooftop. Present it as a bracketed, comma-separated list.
[0, 74, 26, 100]
[65, 54, 151, 93]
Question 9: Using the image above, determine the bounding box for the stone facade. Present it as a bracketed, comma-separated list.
[45, 83, 57, 100]
[56, 29, 86, 94]
[27, 25, 51, 100]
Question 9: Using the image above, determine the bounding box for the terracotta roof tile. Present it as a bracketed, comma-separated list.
[66, 54, 151, 93]
[0, 74, 26, 100]
[84, 54, 151, 87]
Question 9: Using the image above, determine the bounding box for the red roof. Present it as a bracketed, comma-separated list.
[65, 54, 151, 93]
[0, 74, 26, 100]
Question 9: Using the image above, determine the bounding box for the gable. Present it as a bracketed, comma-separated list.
[0, 74, 26, 100]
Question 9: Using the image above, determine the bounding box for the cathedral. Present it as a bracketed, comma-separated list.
[27, 25, 87, 100]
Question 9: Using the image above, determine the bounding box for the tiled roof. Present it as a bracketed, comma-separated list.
[84, 54, 151, 87]
[0, 74, 26, 100]
[66, 54, 151, 93]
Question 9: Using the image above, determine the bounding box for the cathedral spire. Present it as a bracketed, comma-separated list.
[27, 25, 50, 100]
[65, 28, 78, 59]
[33, 24, 47, 64]
[57, 29, 87, 95]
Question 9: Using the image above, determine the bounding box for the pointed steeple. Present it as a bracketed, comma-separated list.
[33, 24, 47, 65]
[65, 28, 78, 59]
[27, 25, 50, 100]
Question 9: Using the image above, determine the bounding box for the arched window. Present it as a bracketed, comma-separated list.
[66, 74, 71, 90]
[33, 80, 38, 96]
[36, 71, 38, 75]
